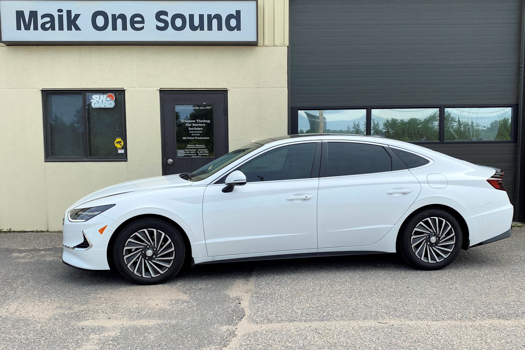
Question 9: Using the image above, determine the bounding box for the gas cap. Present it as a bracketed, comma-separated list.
[427, 173, 448, 189]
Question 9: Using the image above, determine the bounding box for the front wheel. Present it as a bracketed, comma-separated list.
[113, 218, 186, 285]
[398, 209, 463, 270]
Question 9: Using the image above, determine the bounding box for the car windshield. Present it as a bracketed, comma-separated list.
[187, 143, 263, 181]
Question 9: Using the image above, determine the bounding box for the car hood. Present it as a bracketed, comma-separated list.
[70, 174, 192, 209]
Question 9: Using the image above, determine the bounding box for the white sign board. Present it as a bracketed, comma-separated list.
[0, 1, 257, 45]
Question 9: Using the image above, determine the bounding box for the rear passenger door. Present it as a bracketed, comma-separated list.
[317, 141, 421, 249]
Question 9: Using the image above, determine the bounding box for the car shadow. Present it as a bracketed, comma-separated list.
[60, 246, 509, 286]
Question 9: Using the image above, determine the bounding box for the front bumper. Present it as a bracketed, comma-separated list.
[62, 214, 114, 271]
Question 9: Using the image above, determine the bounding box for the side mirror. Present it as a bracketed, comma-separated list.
[222, 170, 247, 193]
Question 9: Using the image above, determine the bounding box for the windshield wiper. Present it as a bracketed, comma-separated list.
[179, 173, 191, 180]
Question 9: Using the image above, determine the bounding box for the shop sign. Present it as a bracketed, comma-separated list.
[0, 1, 257, 45]
[175, 105, 214, 158]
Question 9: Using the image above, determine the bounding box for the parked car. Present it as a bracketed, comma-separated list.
[62, 134, 513, 284]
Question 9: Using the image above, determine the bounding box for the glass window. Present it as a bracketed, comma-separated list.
[44, 91, 126, 161]
[175, 104, 214, 158]
[391, 148, 429, 169]
[47, 94, 84, 158]
[444, 108, 512, 141]
[371, 108, 439, 142]
[190, 143, 263, 182]
[87, 92, 126, 158]
[326, 142, 392, 177]
[239, 143, 317, 182]
[298, 109, 366, 134]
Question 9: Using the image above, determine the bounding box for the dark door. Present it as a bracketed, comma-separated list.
[161, 91, 228, 175]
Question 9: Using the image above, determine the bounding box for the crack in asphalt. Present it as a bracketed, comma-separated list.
[222, 273, 255, 350]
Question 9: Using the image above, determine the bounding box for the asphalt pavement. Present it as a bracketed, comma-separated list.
[0, 228, 524, 350]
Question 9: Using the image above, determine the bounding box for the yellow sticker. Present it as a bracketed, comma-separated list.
[114, 137, 124, 149]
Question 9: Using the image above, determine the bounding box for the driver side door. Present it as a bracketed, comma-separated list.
[202, 142, 321, 257]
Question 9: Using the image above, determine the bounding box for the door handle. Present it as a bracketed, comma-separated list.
[387, 188, 413, 195]
[166, 159, 173, 165]
[287, 194, 314, 201]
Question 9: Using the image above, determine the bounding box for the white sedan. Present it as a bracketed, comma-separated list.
[62, 135, 513, 284]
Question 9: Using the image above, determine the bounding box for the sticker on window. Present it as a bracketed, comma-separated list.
[114, 137, 124, 149]
[91, 93, 116, 108]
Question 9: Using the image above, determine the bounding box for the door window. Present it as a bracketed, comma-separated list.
[239, 143, 317, 182]
[325, 142, 392, 177]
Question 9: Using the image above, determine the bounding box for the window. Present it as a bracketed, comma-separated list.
[298, 109, 366, 134]
[44, 91, 126, 161]
[371, 108, 439, 142]
[325, 142, 393, 177]
[190, 143, 263, 182]
[444, 108, 512, 141]
[238, 143, 317, 182]
[293, 106, 515, 143]
[391, 148, 429, 169]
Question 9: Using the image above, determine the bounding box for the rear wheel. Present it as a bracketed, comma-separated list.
[113, 218, 186, 285]
[398, 209, 462, 270]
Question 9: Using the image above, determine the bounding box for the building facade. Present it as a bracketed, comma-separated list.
[1, 0, 524, 231]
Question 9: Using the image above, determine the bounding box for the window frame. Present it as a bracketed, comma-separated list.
[291, 105, 518, 145]
[42, 89, 127, 162]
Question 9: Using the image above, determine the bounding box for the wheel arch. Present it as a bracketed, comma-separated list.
[396, 204, 470, 251]
[106, 214, 193, 271]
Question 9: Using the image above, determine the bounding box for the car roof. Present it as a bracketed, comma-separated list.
[252, 134, 385, 145]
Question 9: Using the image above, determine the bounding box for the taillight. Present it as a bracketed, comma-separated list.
[487, 178, 506, 191]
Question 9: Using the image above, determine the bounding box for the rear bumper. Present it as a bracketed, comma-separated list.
[465, 199, 513, 247]
[470, 228, 511, 248]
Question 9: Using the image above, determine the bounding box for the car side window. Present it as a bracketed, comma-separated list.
[325, 142, 392, 177]
[391, 148, 430, 169]
[239, 143, 317, 182]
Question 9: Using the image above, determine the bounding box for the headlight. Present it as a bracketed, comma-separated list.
[68, 205, 115, 222]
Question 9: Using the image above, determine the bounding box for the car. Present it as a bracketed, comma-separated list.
[62, 134, 513, 284]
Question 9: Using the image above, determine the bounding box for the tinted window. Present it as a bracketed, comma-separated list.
[44, 91, 126, 161]
[326, 143, 392, 177]
[298, 109, 366, 134]
[239, 143, 316, 182]
[391, 148, 430, 168]
[87, 92, 126, 158]
[371, 108, 439, 142]
[444, 107, 512, 141]
[47, 94, 84, 158]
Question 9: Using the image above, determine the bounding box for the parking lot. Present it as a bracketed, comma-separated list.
[1, 228, 524, 350]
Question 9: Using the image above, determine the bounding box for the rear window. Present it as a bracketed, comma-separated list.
[391, 148, 430, 169]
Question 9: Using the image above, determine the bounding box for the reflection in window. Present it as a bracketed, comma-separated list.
[298, 109, 366, 134]
[444, 108, 512, 141]
[371, 109, 439, 142]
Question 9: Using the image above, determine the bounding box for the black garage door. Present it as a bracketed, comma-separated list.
[290, 0, 521, 205]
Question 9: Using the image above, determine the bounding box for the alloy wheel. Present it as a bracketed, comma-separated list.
[123, 228, 175, 278]
[410, 217, 456, 263]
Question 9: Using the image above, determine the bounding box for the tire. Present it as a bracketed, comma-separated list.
[398, 209, 463, 270]
[113, 218, 186, 285]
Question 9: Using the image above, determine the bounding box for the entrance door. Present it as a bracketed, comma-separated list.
[161, 91, 228, 175]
